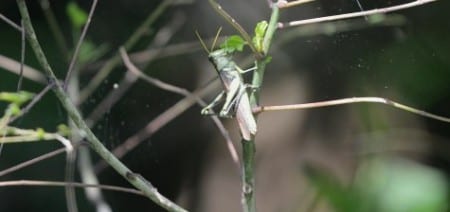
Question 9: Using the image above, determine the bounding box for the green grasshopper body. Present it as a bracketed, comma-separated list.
[201, 48, 257, 140]
[198, 0, 265, 140]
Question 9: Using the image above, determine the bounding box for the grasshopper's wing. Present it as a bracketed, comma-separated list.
[219, 69, 242, 117]
[235, 91, 257, 140]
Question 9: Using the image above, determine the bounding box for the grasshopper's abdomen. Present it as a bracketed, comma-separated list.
[236, 92, 257, 140]
[208, 48, 257, 140]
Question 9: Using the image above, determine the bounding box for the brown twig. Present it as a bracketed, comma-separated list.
[9, 84, 54, 124]
[95, 77, 221, 173]
[0, 54, 46, 84]
[17, 20, 26, 91]
[0, 148, 66, 177]
[64, 0, 99, 89]
[78, 0, 175, 104]
[38, 0, 70, 60]
[17, 0, 186, 209]
[0, 180, 145, 196]
[85, 12, 185, 126]
[85, 37, 226, 72]
[278, 0, 437, 28]
[120, 48, 239, 164]
[277, 0, 315, 9]
[0, 13, 22, 31]
[255, 97, 450, 123]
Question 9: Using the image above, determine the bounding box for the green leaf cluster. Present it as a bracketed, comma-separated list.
[218, 20, 269, 55]
[220, 35, 246, 53]
[252, 21, 268, 53]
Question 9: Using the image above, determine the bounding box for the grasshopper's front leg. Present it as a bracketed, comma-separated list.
[236, 61, 258, 74]
[201, 91, 226, 115]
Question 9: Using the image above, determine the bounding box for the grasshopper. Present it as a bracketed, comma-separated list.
[197, 0, 270, 140]
[196, 30, 258, 140]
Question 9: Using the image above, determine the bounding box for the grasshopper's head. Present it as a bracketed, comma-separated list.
[195, 28, 234, 71]
[208, 48, 233, 72]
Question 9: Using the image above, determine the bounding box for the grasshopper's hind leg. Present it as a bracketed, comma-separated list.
[220, 85, 248, 117]
[219, 78, 242, 117]
[220, 83, 259, 118]
[201, 91, 225, 115]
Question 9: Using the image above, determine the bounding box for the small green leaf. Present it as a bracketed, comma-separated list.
[36, 128, 46, 140]
[220, 35, 246, 53]
[6, 104, 21, 116]
[66, 1, 88, 29]
[263, 56, 272, 64]
[252, 21, 268, 52]
[57, 124, 71, 136]
[0, 91, 34, 106]
[254, 21, 268, 39]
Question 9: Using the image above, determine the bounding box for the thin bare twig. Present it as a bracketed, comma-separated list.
[95, 78, 221, 173]
[17, 20, 26, 91]
[65, 147, 78, 212]
[120, 48, 190, 96]
[85, 71, 138, 126]
[85, 12, 185, 126]
[64, 0, 99, 90]
[277, 0, 315, 9]
[17, 0, 186, 210]
[0, 54, 47, 84]
[0, 13, 22, 31]
[78, 0, 175, 104]
[255, 97, 450, 123]
[279, 0, 437, 28]
[38, 0, 70, 60]
[78, 146, 112, 212]
[86, 37, 226, 72]
[0, 180, 145, 196]
[9, 83, 53, 123]
[0, 148, 66, 177]
[277, 15, 406, 45]
[62, 2, 104, 209]
[120, 48, 239, 164]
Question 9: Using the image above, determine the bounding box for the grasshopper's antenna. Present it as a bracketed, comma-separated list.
[208, 0, 260, 56]
[195, 30, 210, 54]
[211, 27, 222, 52]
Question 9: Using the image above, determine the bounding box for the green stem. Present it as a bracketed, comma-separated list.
[241, 139, 256, 212]
[262, 5, 279, 56]
[16, 1, 186, 211]
[241, 4, 280, 212]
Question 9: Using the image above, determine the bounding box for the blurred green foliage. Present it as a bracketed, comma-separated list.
[305, 158, 448, 212]
[66, 1, 87, 30]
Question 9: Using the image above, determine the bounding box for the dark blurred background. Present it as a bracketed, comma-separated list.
[0, 0, 449, 211]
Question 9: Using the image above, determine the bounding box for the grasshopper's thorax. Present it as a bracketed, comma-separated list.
[208, 49, 234, 72]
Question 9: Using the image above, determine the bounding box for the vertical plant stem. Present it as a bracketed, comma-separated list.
[17, 20, 25, 91]
[241, 139, 256, 212]
[262, 5, 279, 56]
[16, 1, 186, 211]
[241, 4, 280, 212]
